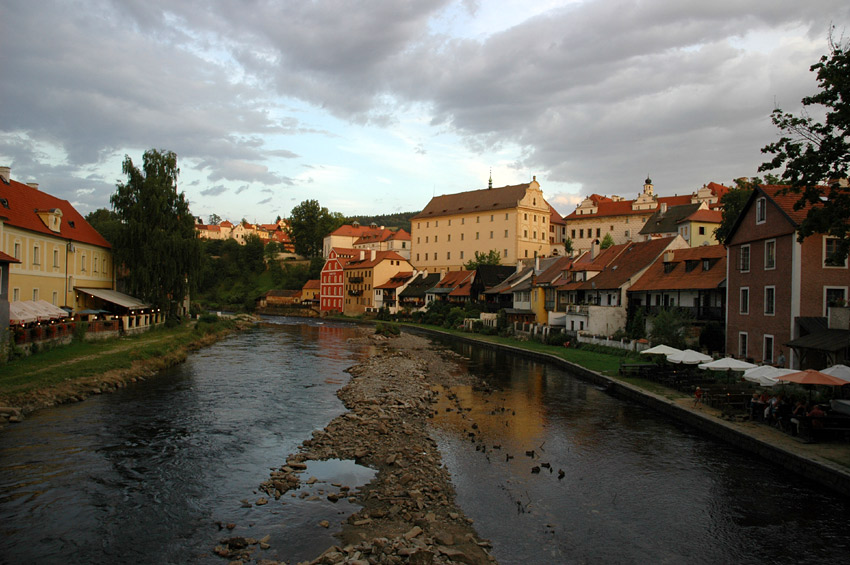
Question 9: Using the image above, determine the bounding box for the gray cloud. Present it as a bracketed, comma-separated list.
[200, 185, 229, 197]
[2, 0, 849, 213]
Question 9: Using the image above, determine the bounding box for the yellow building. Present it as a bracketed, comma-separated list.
[564, 179, 728, 253]
[343, 250, 413, 316]
[411, 177, 553, 272]
[0, 166, 113, 310]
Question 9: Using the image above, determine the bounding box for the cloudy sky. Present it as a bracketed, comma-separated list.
[1, 1, 848, 223]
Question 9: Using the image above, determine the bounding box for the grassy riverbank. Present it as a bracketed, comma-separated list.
[0, 315, 247, 413]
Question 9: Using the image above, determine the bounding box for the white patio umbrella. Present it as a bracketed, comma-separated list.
[822, 364, 850, 383]
[742, 366, 798, 387]
[667, 349, 712, 365]
[640, 344, 682, 356]
[698, 357, 758, 372]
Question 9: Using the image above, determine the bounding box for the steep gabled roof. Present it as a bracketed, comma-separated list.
[485, 266, 532, 295]
[578, 237, 680, 291]
[302, 279, 321, 290]
[344, 250, 408, 269]
[639, 203, 703, 235]
[535, 256, 574, 285]
[0, 176, 111, 248]
[374, 271, 414, 290]
[433, 270, 475, 289]
[399, 272, 441, 298]
[724, 184, 831, 245]
[680, 209, 722, 224]
[412, 182, 535, 219]
[564, 194, 693, 220]
[548, 203, 565, 225]
[473, 264, 516, 289]
[629, 244, 726, 292]
[354, 227, 411, 245]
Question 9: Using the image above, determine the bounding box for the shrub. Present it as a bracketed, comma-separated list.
[73, 322, 89, 343]
[375, 322, 400, 337]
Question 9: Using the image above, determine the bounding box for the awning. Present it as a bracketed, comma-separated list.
[76, 287, 149, 310]
[9, 300, 68, 324]
[785, 329, 850, 353]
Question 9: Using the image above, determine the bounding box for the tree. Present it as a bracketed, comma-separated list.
[564, 237, 574, 255]
[714, 178, 756, 243]
[208, 213, 222, 225]
[760, 35, 850, 263]
[648, 307, 692, 350]
[463, 249, 501, 270]
[600, 233, 615, 249]
[85, 208, 122, 245]
[286, 200, 345, 257]
[110, 149, 201, 318]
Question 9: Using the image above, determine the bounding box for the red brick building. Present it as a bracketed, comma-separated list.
[725, 185, 848, 367]
[320, 248, 358, 313]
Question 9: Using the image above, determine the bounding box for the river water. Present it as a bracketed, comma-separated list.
[1, 319, 849, 564]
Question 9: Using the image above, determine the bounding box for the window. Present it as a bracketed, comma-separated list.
[416, 253, 420, 261]
[94, 257, 98, 273]
[426, 221, 429, 228]
[764, 286, 775, 315]
[699, 226, 705, 235]
[524, 230, 528, 238]
[476, 232, 480, 240]
[434, 235, 438, 243]
[596, 228, 600, 237]
[739, 244, 750, 272]
[624, 230, 630, 238]
[81, 255, 87, 272]
[417, 237, 420, 244]
[490, 231, 493, 239]
[580, 229, 584, 238]
[52, 291, 58, 305]
[504, 249, 508, 258]
[703, 259, 710, 271]
[447, 234, 451, 242]
[571, 229, 576, 239]
[13, 242, 20, 259]
[425, 236, 429, 243]
[32, 289, 39, 301]
[505, 213, 508, 220]
[53, 249, 59, 268]
[825, 237, 848, 267]
[764, 335, 774, 364]
[460, 251, 464, 259]
[435, 221, 438, 227]
[425, 253, 429, 260]
[490, 214, 494, 222]
[33, 246, 40, 265]
[524, 213, 528, 220]
[756, 197, 766, 224]
[447, 252, 450, 260]
[765, 239, 776, 270]
[739, 332, 748, 359]
[477, 216, 480, 223]
[504, 230, 508, 237]
[461, 233, 464, 241]
[461, 218, 465, 225]
[740, 287, 749, 314]
[12, 288, 19, 301]
[825, 287, 848, 314]
[448, 220, 451, 226]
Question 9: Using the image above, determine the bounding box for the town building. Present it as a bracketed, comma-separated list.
[374, 271, 416, 313]
[301, 279, 321, 306]
[425, 270, 475, 305]
[628, 244, 727, 325]
[0, 166, 113, 311]
[398, 272, 441, 311]
[343, 250, 413, 316]
[563, 179, 728, 254]
[555, 236, 688, 335]
[353, 227, 411, 260]
[725, 184, 849, 368]
[320, 248, 358, 313]
[410, 177, 553, 272]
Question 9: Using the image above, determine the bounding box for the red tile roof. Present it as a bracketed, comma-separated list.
[0, 177, 110, 248]
[681, 209, 722, 224]
[548, 203, 565, 225]
[0, 250, 20, 263]
[330, 224, 375, 237]
[354, 228, 411, 245]
[629, 244, 727, 292]
[374, 271, 415, 290]
[302, 279, 321, 290]
[343, 250, 408, 269]
[435, 270, 475, 288]
[758, 185, 815, 225]
[564, 183, 729, 220]
[575, 237, 678, 291]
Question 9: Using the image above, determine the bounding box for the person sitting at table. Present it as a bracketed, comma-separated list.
[790, 401, 807, 435]
[807, 404, 826, 430]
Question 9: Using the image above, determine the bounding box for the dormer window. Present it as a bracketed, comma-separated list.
[703, 259, 711, 271]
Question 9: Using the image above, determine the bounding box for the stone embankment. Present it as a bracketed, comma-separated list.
[217, 330, 496, 565]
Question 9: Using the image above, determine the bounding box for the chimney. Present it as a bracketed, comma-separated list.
[359, 250, 365, 260]
[370, 249, 376, 261]
[535, 255, 540, 272]
[663, 250, 674, 263]
[590, 238, 599, 260]
[0, 166, 10, 183]
[27, 182, 39, 191]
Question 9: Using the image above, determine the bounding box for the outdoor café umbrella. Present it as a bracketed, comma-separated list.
[822, 364, 850, 383]
[698, 357, 758, 372]
[742, 366, 797, 387]
[667, 349, 712, 365]
[775, 369, 850, 387]
[640, 344, 682, 356]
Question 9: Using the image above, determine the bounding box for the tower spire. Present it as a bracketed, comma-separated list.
[488, 168, 493, 189]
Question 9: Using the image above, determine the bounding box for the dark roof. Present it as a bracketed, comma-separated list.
[639, 203, 703, 235]
[412, 182, 534, 219]
[473, 265, 516, 289]
[797, 316, 829, 335]
[578, 237, 679, 291]
[785, 329, 850, 353]
[399, 273, 441, 298]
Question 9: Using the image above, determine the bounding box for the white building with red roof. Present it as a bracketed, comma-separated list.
[0, 166, 113, 311]
[564, 178, 729, 254]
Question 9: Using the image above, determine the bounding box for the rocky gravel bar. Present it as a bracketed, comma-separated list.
[216, 329, 496, 565]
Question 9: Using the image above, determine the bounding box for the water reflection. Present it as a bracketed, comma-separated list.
[431, 338, 850, 564]
[0, 318, 366, 565]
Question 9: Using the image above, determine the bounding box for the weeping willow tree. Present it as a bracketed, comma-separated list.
[110, 149, 201, 318]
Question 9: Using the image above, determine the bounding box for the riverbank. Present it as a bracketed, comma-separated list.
[404, 325, 850, 498]
[0, 314, 256, 426]
[238, 329, 495, 565]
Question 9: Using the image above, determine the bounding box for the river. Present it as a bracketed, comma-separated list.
[1, 319, 849, 564]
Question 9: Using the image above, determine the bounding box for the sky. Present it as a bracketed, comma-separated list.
[1, 1, 848, 224]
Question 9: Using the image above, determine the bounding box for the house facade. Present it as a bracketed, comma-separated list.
[343, 250, 413, 316]
[725, 185, 849, 367]
[564, 180, 728, 254]
[320, 248, 358, 313]
[0, 166, 113, 311]
[410, 177, 553, 272]
[353, 228, 411, 260]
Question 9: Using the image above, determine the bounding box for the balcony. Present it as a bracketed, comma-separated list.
[348, 289, 363, 296]
[349, 276, 364, 284]
[566, 304, 589, 316]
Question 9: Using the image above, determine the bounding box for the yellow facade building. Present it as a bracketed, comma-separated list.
[410, 177, 553, 272]
[0, 167, 113, 310]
